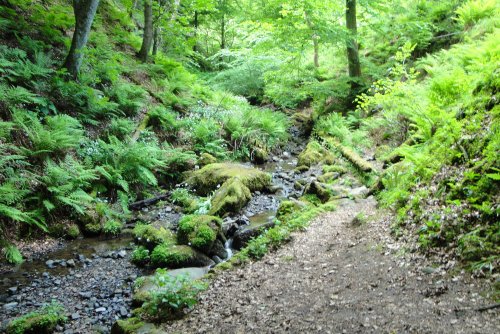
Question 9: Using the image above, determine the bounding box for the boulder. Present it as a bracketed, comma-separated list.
[297, 141, 335, 167]
[186, 163, 271, 195]
[209, 178, 252, 217]
[150, 244, 214, 269]
[177, 215, 222, 254]
[232, 221, 275, 250]
[198, 153, 217, 167]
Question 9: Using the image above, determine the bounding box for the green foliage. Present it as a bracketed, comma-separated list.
[455, 0, 499, 28]
[133, 224, 175, 250]
[2, 244, 23, 265]
[106, 82, 146, 117]
[150, 244, 194, 268]
[103, 220, 123, 236]
[131, 246, 150, 266]
[177, 215, 221, 252]
[139, 269, 207, 320]
[106, 118, 135, 140]
[6, 301, 67, 334]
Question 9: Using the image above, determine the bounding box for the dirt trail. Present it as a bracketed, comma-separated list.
[163, 197, 499, 334]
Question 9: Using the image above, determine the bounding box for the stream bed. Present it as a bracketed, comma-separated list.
[0, 132, 309, 333]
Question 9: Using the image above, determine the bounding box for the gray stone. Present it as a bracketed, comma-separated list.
[66, 259, 76, 267]
[117, 250, 127, 258]
[3, 302, 18, 310]
[71, 312, 80, 320]
[45, 260, 55, 268]
[95, 307, 106, 313]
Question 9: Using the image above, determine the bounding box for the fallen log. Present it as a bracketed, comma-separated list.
[129, 194, 169, 211]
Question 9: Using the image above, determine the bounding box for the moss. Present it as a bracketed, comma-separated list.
[325, 137, 375, 172]
[297, 141, 335, 167]
[317, 172, 340, 184]
[252, 147, 269, 164]
[151, 244, 196, 268]
[65, 224, 80, 239]
[186, 163, 271, 195]
[277, 200, 306, 219]
[209, 178, 252, 216]
[133, 224, 175, 250]
[198, 153, 217, 166]
[110, 317, 145, 334]
[47, 224, 65, 238]
[303, 181, 333, 203]
[6, 302, 66, 334]
[103, 220, 123, 236]
[177, 215, 222, 253]
[322, 165, 348, 174]
[294, 165, 310, 173]
[84, 223, 102, 236]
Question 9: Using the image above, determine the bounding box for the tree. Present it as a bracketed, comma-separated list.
[138, 0, 154, 62]
[63, 0, 100, 79]
[346, 0, 361, 79]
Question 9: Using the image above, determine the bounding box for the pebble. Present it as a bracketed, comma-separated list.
[95, 307, 106, 313]
[3, 302, 18, 310]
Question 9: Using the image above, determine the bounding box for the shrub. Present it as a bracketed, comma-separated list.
[131, 246, 150, 266]
[6, 301, 67, 334]
[140, 269, 207, 320]
[106, 82, 146, 117]
[66, 224, 80, 239]
[455, 0, 498, 28]
[106, 118, 135, 140]
[103, 220, 123, 236]
[2, 244, 23, 265]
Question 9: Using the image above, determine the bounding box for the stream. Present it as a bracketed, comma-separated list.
[0, 127, 310, 333]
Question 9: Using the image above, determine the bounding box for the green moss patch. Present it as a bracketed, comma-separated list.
[209, 178, 252, 216]
[177, 215, 222, 252]
[6, 302, 67, 334]
[133, 224, 176, 250]
[186, 163, 271, 195]
[297, 141, 335, 167]
[150, 244, 213, 268]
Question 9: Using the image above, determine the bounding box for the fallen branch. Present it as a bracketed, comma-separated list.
[324, 138, 375, 173]
[129, 194, 169, 211]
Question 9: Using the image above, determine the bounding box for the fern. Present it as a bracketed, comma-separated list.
[2, 244, 23, 265]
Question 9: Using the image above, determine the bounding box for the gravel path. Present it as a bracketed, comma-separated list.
[163, 197, 499, 334]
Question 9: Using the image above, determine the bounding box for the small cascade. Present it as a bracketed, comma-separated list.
[224, 239, 233, 260]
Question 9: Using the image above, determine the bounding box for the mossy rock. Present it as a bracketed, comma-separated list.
[317, 172, 340, 184]
[186, 163, 271, 195]
[294, 165, 310, 173]
[65, 224, 80, 239]
[6, 303, 66, 334]
[277, 200, 307, 219]
[84, 223, 102, 236]
[177, 215, 222, 253]
[297, 141, 335, 167]
[111, 318, 161, 334]
[150, 244, 214, 269]
[133, 225, 176, 250]
[303, 181, 334, 203]
[322, 165, 348, 174]
[47, 224, 65, 238]
[209, 178, 252, 217]
[252, 147, 269, 164]
[198, 153, 217, 167]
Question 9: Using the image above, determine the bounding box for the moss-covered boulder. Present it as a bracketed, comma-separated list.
[252, 147, 269, 164]
[133, 224, 176, 250]
[198, 153, 217, 167]
[277, 200, 307, 219]
[6, 302, 66, 334]
[186, 163, 271, 195]
[177, 215, 222, 253]
[317, 172, 340, 184]
[297, 141, 335, 167]
[303, 181, 334, 203]
[150, 244, 214, 269]
[209, 178, 252, 217]
[111, 318, 162, 334]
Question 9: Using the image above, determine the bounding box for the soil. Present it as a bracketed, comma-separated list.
[162, 197, 499, 334]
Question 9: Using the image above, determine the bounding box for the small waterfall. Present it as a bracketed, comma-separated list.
[224, 238, 233, 260]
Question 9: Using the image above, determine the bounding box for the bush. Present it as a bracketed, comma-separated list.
[131, 246, 150, 266]
[6, 301, 67, 334]
[140, 269, 207, 320]
[2, 244, 23, 265]
[103, 220, 123, 236]
[106, 118, 135, 140]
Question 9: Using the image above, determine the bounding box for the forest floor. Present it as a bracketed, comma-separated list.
[162, 196, 500, 334]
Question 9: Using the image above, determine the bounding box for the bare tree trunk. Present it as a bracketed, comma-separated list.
[152, 27, 159, 55]
[193, 10, 199, 52]
[64, 0, 100, 79]
[313, 37, 319, 67]
[138, 0, 153, 62]
[220, 14, 226, 49]
[346, 0, 361, 78]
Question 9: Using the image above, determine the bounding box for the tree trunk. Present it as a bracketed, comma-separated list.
[152, 27, 159, 55]
[346, 0, 361, 78]
[138, 0, 153, 62]
[220, 14, 226, 49]
[64, 0, 100, 79]
[193, 10, 199, 52]
[313, 37, 319, 67]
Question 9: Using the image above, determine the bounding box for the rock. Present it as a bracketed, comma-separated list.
[71, 312, 80, 320]
[209, 239, 228, 259]
[303, 181, 334, 202]
[209, 178, 252, 216]
[272, 156, 280, 162]
[45, 260, 55, 268]
[233, 221, 275, 250]
[79, 291, 92, 299]
[95, 307, 107, 313]
[186, 163, 271, 195]
[3, 302, 18, 310]
[198, 153, 217, 166]
[150, 244, 215, 269]
[282, 151, 291, 159]
[117, 250, 127, 258]
[297, 141, 335, 167]
[177, 215, 222, 254]
[252, 148, 269, 164]
[66, 259, 76, 267]
[119, 306, 128, 317]
[349, 186, 369, 198]
[8, 287, 18, 295]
